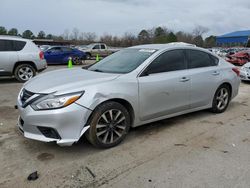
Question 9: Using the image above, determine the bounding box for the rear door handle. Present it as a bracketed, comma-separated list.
[212, 71, 220, 76]
[180, 77, 190, 82]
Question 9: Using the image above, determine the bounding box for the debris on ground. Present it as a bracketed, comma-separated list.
[85, 166, 96, 178]
[27, 171, 39, 181]
[203, 146, 210, 149]
[174, 144, 187, 147]
[221, 150, 229, 153]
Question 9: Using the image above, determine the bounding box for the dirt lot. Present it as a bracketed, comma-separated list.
[0, 65, 250, 188]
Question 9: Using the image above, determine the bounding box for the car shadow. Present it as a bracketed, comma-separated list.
[0, 77, 20, 84]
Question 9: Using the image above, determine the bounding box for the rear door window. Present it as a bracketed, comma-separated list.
[100, 44, 106, 49]
[187, 50, 218, 69]
[146, 49, 187, 74]
[13, 41, 26, 51]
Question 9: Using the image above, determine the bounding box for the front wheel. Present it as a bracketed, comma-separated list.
[211, 84, 231, 113]
[86, 102, 130, 148]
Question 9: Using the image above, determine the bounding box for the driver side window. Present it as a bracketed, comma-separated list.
[146, 50, 186, 74]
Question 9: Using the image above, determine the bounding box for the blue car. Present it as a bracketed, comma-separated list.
[44, 46, 86, 65]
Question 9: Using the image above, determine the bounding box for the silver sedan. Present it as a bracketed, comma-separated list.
[17, 43, 240, 148]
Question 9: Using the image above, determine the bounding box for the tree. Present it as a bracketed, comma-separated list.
[154, 26, 168, 43]
[22, 30, 34, 39]
[138, 29, 150, 44]
[46, 34, 53, 39]
[176, 31, 193, 43]
[0, 26, 7, 35]
[167, 32, 177, 43]
[8, 28, 18, 36]
[83, 32, 97, 43]
[71, 28, 79, 40]
[204, 35, 216, 48]
[37, 31, 46, 39]
[193, 35, 204, 47]
[193, 25, 209, 37]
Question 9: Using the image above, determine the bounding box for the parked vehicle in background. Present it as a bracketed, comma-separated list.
[17, 43, 240, 148]
[239, 62, 250, 81]
[81, 43, 121, 59]
[44, 46, 86, 65]
[0, 36, 47, 82]
[75, 45, 87, 51]
[226, 50, 250, 65]
[39, 45, 51, 52]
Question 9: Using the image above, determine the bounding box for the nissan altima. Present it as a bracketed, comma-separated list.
[17, 43, 240, 148]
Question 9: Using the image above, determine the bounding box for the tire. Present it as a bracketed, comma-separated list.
[86, 53, 91, 60]
[86, 101, 131, 148]
[14, 64, 36, 82]
[210, 84, 231, 113]
[72, 57, 81, 65]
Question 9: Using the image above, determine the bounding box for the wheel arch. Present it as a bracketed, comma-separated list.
[219, 82, 232, 98]
[12, 61, 37, 74]
[87, 98, 135, 127]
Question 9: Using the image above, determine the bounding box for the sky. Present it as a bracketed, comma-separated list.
[0, 0, 250, 37]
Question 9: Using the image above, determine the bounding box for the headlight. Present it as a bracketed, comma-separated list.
[31, 91, 84, 110]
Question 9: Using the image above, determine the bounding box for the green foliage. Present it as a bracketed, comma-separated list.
[167, 32, 177, 43]
[193, 35, 204, 47]
[138, 29, 150, 44]
[8, 28, 18, 36]
[0, 26, 7, 35]
[37, 31, 46, 39]
[204, 35, 216, 48]
[22, 30, 34, 39]
[46, 34, 53, 39]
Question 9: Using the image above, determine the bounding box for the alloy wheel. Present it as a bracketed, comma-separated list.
[96, 109, 126, 144]
[216, 88, 229, 110]
[18, 67, 34, 81]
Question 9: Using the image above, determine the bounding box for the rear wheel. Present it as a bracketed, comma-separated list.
[86, 101, 130, 148]
[72, 57, 81, 65]
[14, 64, 36, 82]
[211, 84, 231, 113]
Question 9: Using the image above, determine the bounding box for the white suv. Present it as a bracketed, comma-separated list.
[0, 36, 47, 82]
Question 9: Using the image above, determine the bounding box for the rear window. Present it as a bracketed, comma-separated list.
[0, 39, 26, 51]
[187, 50, 218, 69]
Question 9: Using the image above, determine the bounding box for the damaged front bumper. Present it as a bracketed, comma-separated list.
[17, 102, 92, 146]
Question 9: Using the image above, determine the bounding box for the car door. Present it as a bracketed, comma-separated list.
[100, 44, 108, 57]
[0, 39, 19, 74]
[138, 49, 191, 121]
[44, 47, 63, 64]
[186, 49, 221, 108]
[92, 44, 101, 57]
[61, 47, 73, 63]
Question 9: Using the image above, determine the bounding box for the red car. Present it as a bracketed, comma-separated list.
[226, 50, 250, 65]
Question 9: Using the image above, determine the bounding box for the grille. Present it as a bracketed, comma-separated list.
[20, 89, 34, 104]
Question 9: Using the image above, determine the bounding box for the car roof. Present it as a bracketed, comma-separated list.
[130, 42, 196, 50]
[0, 35, 31, 42]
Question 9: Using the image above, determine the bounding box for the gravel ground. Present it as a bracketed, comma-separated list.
[0, 65, 250, 188]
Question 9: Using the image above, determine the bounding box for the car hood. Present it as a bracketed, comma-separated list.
[24, 68, 120, 94]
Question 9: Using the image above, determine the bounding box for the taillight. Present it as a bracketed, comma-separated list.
[39, 51, 44, 60]
[232, 67, 240, 76]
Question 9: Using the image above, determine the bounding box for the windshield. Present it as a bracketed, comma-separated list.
[88, 48, 156, 74]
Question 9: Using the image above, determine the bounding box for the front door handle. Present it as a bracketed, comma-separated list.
[180, 77, 190, 82]
[212, 71, 220, 76]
